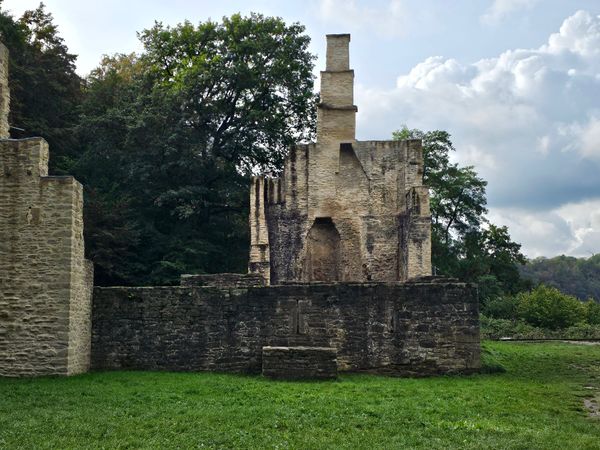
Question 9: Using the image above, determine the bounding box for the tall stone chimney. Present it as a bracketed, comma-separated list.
[317, 34, 357, 144]
[0, 43, 9, 138]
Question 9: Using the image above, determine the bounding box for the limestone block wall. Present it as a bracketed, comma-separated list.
[254, 138, 432, 284]
[91, 281, 480, 375]
[0, 43, 9, 138]
[325, 34, 350, 71]
[0, 138, 93, 376]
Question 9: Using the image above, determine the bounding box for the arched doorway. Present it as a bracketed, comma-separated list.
[304, 217, 341, 282]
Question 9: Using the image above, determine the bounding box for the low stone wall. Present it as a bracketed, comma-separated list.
[92, 280, 480, 376]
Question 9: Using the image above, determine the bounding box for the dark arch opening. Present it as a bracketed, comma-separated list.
[304, 217, 341, 282]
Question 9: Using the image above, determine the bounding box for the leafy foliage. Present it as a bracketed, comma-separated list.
[516, 285, 586, 330]
[138, 14, 316, 174]
[75, 14, 317, 285]
[482, 283, 600, 335]
[0, 2, 82, 174]
[480, 315, 600, 339]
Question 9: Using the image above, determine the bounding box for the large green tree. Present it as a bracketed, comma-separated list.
[0, 2, 82, 173]
[77, 14, 317, 286]
[393, 127, 526, 297]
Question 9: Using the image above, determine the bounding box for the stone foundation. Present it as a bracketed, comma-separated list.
[262, 346, 338, 380]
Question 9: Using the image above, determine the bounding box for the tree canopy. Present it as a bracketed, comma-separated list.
[393, 127, 527, 300]
[75, 13, 317, 285]
[0, 2, 82, 173]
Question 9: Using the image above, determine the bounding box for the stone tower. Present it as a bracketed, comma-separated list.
[249, 34, 432, 285]
[0, 43, 10, 138]
[0, 43, 93, 376]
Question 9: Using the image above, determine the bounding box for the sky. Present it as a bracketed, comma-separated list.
[3, 0, 600, 259]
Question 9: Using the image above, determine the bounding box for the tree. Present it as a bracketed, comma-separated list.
[77, 14, 317, 285]
[0, 2, 82, 174]
[393, 127, 526, 297]
[139, 13, 317, 174]
[517, 285, 586, 330]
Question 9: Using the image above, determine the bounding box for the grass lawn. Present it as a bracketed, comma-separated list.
[0, 342, 599, 449]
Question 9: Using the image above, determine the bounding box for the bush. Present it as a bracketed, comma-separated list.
[584, 299, 600, 325]
[482, 295, 519, 319]
[480, 315, 600, 340]
[516, 285, 586, 330]
[480, 315, 544, 340]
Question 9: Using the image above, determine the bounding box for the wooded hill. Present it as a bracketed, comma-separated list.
[520, 254, 600, 301]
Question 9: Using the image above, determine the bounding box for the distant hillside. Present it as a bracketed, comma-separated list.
[520, 254, 600, 301]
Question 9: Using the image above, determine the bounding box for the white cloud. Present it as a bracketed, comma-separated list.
[355, 10, 600, 257]
[317, 0, 411, 38]
[489, 199, 600, 257]
[580, 116, 600, 160]
[545, 9, 600, 58]
[481, 0, 540, 25]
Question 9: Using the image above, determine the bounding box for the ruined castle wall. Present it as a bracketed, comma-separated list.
[263, 145, 310, 284]
[92, 282, 480, 375]
[0, 138, 92, 376]
[0, 44, 9, 138]
[250, 33, 432, 284]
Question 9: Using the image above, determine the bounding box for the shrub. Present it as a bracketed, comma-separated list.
[584, 299, 600, 325]
[480, 315, 545, 340]
[482, 295, 519, 319]
[516, 285, 586, 330]
[480, 315, 600, 340]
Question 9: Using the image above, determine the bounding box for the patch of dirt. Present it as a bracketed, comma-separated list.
[561, 340, 600, 346]
[584, 397, 600, 418]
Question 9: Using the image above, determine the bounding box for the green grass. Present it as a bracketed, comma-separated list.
[1, 342, 599, 449]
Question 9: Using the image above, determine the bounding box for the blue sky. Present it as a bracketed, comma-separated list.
[3, 0, 600, 258]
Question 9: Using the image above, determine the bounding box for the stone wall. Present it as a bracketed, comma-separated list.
[0, 43, 9, 138]
[91, 280, 480, 376]
[0, 138, 93, 376]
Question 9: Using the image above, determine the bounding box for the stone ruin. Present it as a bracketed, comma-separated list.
[0, 35, 480, 379]
[0, 43, 93, 376]
[249, 34, 431, 285]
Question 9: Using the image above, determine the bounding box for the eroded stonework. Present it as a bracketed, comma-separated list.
[0, 46, 93, 377]
[249, 34, 431, 285]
